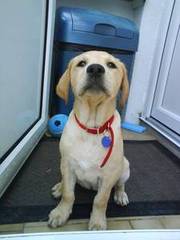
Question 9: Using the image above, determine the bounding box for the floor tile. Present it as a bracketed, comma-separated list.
[122, 129, 156, 141]
[24, 220, 88, 233]
[130, 218, 164, 229]
[108, 220, 132, 230]
[160, 216, 180, 229]
[3, 215, 180, 234]
[0, 223, 24, 234]
[24, 219, 132, 232]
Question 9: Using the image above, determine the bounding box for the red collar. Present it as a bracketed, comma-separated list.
[74, 114, 114, 168]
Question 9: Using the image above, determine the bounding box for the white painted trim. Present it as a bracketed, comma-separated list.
[140, 0, 180, 148]
[0, 120, 46, 196]
[0, 0, 56, 197]
[149, 0, 180, 134]
[141, 0, 175, 119]
[140, 116, 180, 148]
[1, 230, 180, 240]
[41, 0, 56, 119]
[125, 0, 175, 124]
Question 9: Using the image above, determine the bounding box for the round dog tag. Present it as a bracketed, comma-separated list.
[101, 136, 112, 148]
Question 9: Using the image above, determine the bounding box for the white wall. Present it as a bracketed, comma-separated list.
[56, 0, 134, 21]
[125, 0, 173, 124]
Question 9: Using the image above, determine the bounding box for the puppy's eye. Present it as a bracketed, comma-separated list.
[77, 60, 87, 67]
[107, 62, 117, 69]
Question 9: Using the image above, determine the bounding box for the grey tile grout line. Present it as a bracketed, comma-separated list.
[159, 217, 167, 229]
[22, 223, 25, 233]
[128, 220, 134, 229]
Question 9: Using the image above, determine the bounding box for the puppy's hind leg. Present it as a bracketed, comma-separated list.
[114, 183, 129, 206]
[52, 182, 62, 199]
[114, 157, 130, 206]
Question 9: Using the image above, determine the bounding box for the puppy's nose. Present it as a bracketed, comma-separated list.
[87, 64, 105, 76]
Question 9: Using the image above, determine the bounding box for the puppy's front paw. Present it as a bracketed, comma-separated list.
[88, 214, 107, 230]
[114, 191, 129, 206]
[48, 206, 69, 228]
[52, 182, 62, 199]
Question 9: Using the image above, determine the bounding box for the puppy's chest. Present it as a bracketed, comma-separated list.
[69, 132, 106, 170]
[67, 132, 106, 190]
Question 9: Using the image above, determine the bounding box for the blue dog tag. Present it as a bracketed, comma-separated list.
[101, 136, 111, 148]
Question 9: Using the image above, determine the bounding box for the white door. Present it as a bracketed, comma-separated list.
[0, 0, 55, 196]
[151, 0, 180, 135]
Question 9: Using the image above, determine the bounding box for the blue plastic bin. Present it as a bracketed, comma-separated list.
[54, 7, 139, 115]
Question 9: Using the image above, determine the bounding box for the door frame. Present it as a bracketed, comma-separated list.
[0, 0, 55, 197]
[150, 1, 180, 134]
[140, 0, 180, 148]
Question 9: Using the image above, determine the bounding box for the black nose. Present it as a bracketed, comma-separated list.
[87, 64, 105, 76]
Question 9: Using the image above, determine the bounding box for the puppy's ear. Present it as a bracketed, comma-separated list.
[119, 62, 129, 109]
[56, 61, 72, 104]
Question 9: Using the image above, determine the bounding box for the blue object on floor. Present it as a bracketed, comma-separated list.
[121, 121, 146, 133]
[48, 114, 68, 136]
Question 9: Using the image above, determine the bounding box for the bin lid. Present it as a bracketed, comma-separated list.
[55, 7, 139, 51]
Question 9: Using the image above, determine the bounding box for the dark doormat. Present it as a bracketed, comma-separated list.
[0, 138, 180, 224]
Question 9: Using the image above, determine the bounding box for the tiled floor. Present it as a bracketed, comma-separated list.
[0, 215, 180, 234]
[122, 127, 156, 141]
[0, 129, 178, 235]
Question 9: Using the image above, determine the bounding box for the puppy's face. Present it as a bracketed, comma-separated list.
[56, 51, 129, 108]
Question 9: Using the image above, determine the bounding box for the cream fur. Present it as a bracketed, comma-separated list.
[48, 51, 130, 230]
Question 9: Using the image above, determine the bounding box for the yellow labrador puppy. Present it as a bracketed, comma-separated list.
[48, 51, 130, 230]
